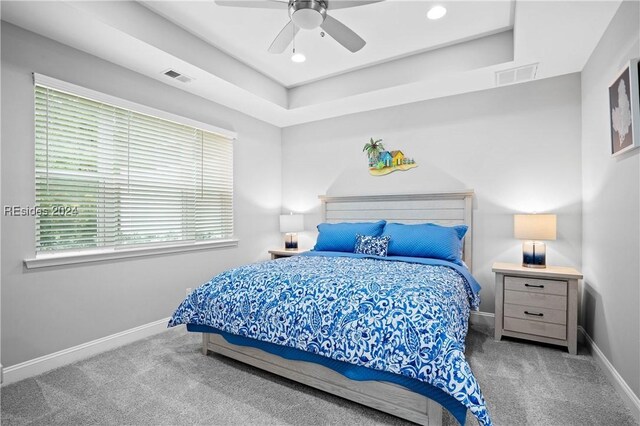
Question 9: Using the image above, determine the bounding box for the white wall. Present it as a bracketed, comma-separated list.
[282, 73, 583, 314]
[581, 0, 640, 399]
[0, 23, 282, 367]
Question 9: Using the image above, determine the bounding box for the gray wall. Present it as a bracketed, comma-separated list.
[1, 23, 282, 367]
[581, 1, 640, 398]
[282, 74, 583, 314]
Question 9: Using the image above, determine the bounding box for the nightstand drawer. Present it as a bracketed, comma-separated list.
[504, 290, 566, 310]
[504, 303, 567, 325]
[504, 317, 566, 340]
[505, 276, 567, 296]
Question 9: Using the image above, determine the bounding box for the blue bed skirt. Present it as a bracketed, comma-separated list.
[187, 324, 467, 425]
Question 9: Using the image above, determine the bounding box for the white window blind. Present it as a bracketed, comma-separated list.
[34, 83, 234, 253]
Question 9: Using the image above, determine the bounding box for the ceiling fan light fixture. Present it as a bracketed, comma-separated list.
[427, 5, 447, 20]
[253, 0, 366, 54]
[292, 9, 324, 29]
[289, 0, 327, 29]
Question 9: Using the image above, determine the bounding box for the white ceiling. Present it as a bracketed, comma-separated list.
[142, 0, 514, 87]
[0, 1, 622, 127]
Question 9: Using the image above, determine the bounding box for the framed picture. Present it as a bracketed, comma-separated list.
[609, 58, 640, 156]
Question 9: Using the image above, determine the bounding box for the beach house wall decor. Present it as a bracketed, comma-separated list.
[362, 138, 417, 176]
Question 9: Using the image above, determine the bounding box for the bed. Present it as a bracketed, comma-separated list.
[169, 191, 492, 426]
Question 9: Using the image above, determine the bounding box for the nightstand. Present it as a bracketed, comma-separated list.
[493, 262, 583, 354]
[268, 248, 306, 260]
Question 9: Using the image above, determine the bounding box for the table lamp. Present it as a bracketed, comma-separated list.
[279, 213, 304, 250]
[514, 214, 557, 268]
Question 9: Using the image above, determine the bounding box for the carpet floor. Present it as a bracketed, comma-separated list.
[1, 324, 636, 425]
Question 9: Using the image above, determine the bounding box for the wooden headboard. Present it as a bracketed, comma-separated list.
[319, 190, 474, 271]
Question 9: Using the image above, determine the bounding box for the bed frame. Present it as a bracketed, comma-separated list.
[202, 191, 474, 425]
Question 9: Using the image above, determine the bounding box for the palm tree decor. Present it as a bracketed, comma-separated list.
[363, 138, 418, 176]
[363, 138, 385, 164]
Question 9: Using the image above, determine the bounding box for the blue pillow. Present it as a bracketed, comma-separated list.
[314, 221, 386, 252]
[381, 222, 468, 265]
[354, 234, 391, 257]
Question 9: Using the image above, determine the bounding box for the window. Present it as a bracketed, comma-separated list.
[34, 76, 234, 254]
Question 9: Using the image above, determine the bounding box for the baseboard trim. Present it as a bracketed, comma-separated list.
[2, 317, 171, 386]
[578, 326, 640, 422]
[469, 310, 495, 328]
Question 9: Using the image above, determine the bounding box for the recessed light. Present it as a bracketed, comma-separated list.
[291, 52, 306, 63]
[427, 5, 447, 20]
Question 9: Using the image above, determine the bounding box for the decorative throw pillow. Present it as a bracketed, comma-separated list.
[354, 234, 391, 257]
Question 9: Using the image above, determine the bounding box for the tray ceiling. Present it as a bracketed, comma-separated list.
[142, 0, 514, 87]
[1, 1, 622, 127]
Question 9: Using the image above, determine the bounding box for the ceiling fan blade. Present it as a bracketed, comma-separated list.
[215, 0, 287, 10]
[328, 0, 385, 10]
[268, 21, 300, 53]
[320, 15, 366, 52]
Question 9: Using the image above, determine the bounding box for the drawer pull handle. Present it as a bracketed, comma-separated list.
[524, 283, 544, 288]
[524, 311, 544, 317]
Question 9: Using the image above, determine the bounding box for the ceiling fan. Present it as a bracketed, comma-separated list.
[215, 0, 384, 53]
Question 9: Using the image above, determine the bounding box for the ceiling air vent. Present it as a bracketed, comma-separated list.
[495, 63, 538, 87]
[163, 69, 193, 84]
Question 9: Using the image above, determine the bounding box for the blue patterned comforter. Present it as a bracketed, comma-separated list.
[169, 252, 491, 425]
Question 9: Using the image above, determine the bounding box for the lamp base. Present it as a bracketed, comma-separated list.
[284, 233, 298, 250]
[522, 241, 546, 268]
[522, 263, 547, 269]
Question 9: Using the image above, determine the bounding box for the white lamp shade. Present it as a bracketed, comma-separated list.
[280, 214, 304, 233]
[514, 214, 557, 241]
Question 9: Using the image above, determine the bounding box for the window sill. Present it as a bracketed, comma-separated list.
[23, 239, 239, 270]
